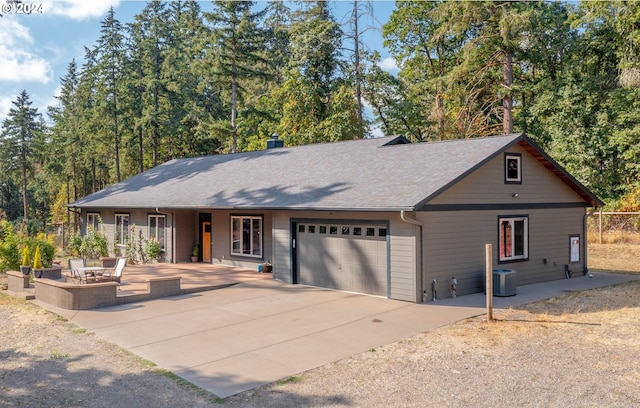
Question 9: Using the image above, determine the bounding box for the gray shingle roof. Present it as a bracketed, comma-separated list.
[69, 133, 600, 211]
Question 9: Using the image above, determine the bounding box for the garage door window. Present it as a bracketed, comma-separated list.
[231, 216, 262, 257]
[299, 224, 386, 241]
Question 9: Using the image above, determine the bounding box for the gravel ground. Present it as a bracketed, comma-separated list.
[1, 275, 639, 407]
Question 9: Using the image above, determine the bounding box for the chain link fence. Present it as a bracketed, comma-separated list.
[587, 211, 640, 244]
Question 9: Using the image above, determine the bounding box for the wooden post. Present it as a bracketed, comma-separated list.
[486, 244, 493, 321]
[598, 208, 603, 244]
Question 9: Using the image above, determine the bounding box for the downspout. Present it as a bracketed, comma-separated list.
[400, 210, 425, 302]
[156, 208, 175, 263]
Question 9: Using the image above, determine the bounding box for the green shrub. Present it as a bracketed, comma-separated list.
[33, 245, 42, 269]
[0, 221, 59, 272]
[0, 221, 21, 271]
[67, 227, 109, 259]
[124, 225, 137, 264]
[37, 235, 56, 268]
[145, 238, 163, 262]
[21, 246, 30, 267]
[67, 232, 83, 258]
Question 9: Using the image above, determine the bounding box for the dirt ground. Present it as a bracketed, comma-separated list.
[588, 243, 640, 272]
[1, 272, 640, 407]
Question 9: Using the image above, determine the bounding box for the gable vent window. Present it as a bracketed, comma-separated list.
[505, 153, 522, 184]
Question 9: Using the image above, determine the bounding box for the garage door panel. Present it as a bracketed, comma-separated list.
[297, 223, 388, 297]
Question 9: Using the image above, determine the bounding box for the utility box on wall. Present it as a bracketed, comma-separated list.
[492, 269, 517, 296]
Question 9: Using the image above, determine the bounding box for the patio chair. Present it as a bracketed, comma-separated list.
[68, 258, 87, 282]
[100, 257, 126, 283]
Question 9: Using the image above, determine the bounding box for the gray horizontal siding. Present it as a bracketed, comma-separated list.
[419, 207, 586, 298]
[429, 144, 582, 206]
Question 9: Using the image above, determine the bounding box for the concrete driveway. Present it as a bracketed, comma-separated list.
[40, 272, 640, 398]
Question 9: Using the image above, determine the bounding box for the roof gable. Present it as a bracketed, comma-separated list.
[70, 134, 602, 211]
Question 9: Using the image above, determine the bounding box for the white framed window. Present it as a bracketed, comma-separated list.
[87, 213, 100, 232]
[148, 214, 166, 249]
[115, 213, 130, 246]
[231, 215, 262, 257]
[505, 153, 522, 183]
[499, 216, 528, 262]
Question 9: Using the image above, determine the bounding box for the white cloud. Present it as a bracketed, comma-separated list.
[0, 17, 52, 83]
[45, 0, 121, 20]
[52, 84, 63, 99]
[377, 57, 400, 74]
[0, 96, 13, 120]
[370, 127, 385, 138]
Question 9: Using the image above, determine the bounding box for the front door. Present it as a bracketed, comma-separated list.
[202, 221, 211, 262]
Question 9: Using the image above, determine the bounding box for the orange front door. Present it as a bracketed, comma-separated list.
[202, 222, 211, 262]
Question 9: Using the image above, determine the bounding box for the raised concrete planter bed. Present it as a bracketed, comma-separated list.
[34, 278, 119, 310]
[33, 276, 183, 310]
[33, 266, 62, 280]
[7, 270, 31, 291]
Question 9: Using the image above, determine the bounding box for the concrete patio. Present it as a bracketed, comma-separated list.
[6, 262, 272, 309]
[112, 262, 272, 295]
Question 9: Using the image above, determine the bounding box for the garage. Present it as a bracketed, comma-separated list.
[295, 222, 389, 296]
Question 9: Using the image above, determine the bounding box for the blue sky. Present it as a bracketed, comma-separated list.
[0, 0, 398, 126]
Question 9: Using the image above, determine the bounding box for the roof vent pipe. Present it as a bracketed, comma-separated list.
[267, 133, 284, 149]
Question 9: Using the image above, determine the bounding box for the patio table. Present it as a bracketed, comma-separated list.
[74, 266, 108, 283]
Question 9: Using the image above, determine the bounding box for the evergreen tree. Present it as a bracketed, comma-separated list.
[137, 1, 171, 167]
[165, 0, 216, 158]
[0, 91, 45, 220]
[277, 1, 359, 146]
[203, 1, 269, 153]
[94, 7, 126, 182]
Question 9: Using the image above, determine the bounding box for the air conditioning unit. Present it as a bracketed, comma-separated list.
[492, 269, 517, 297]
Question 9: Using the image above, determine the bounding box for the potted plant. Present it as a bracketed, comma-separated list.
[191, 243, 199, 263]
[20, 246, 31, 275]
[33, 245, 43, 278]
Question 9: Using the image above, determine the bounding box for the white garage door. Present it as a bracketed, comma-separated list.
[296, 223, 388, 296]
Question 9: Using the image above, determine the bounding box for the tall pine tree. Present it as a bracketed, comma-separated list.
[0, 91, 45, 220]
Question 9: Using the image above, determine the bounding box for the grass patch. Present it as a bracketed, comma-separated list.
[588, 231, 640, 245]
[0, 292, 37, 309]
[50, 350, 71, 359]
[588, 242, 640, 273]
[277, 376, 302, 385]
